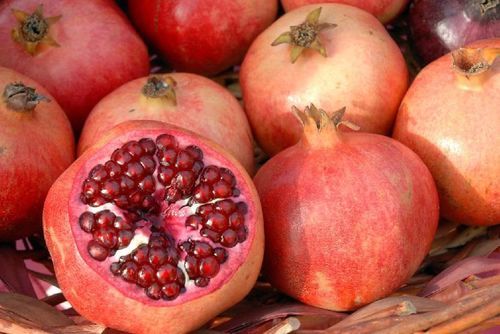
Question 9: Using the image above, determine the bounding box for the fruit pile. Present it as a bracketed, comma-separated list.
[0, 1, 498, 333]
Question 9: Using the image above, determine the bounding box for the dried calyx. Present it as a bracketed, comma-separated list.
[3, 82, 48, 111]
[293, 104, 359, 147]
[272, 7, 337, 63]
[11, 4, 61, 55]
[142, 76, 177, 105]
[452, 47, 500, 90]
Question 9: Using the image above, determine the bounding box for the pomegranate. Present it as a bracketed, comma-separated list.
[79, 73, 255, 174]
[0, 0, 150, 132]
[127, 0, 278, 75]
[254, 105, 439, 310]
[43, 120, 264, 333]
[281, 0, 409, 23]
[240, 5, 408, 156]
[393, 39, 500, 226]
[0, 66, 74, 241]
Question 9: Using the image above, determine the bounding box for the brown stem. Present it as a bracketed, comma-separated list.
[2, 82, 48, 111]
[452, 47, 500, 90]
[141, 76, 177, 105]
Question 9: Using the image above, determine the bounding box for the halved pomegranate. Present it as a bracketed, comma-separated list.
[43, 121, 264, 333]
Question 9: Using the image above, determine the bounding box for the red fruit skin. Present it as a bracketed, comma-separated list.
[127, 0, 278, 76]
[0, 67, 74, 241]
[393, 39, 500, 226]
[0, 0, 150, 132]
[240, 4, 409, 156]
[43, 120, 264, 334]
[281, 0, 409, 23]
[254, 132, 439, 310]
[78, 73, 256, 174]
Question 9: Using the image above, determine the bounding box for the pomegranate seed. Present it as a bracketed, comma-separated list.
[157, 165, 175, 186]
[165, 187, 181, 203]
[192, 160, 204, 175]
[117, 230, 134, 248]
[185, 145, 203, 160]
[101, 180, 120, 199]
[87, 240, 109, 261]
[138, 175, 155, 193]
[104, 160, 122, 178]
[184, 255, 199, 278]
[175, 170, 195, 191]
[220, 229, 238, 248]
[176, 268, 186, 286]
[156, 134, 178, 149]
[205, 213, 228, 233]
[149, 233, 169, 248]
[89, 164, 108, 182]
[140, 155, 156, 173]
[185, 215, 202, 230]
[156, 264, 178, 284]
[132, 245, 149, 264]
[82, 179, 99, 198]
[125, 161, 145, 180]
[146, 283, 162, 300]
[195, 277, 209, 287]
[113, 195, 129, 209]
[197, 204, 214, 218]
[90, 196, 107, 207]
[93, 227, 118, 248]
[79, 212, 95, 233]
[148, 247, 168, 267]
[237, 202, 248, 214]
[141, 195, 157, 211]
[229, 212, 244, 229]
[193, 241, 213, 258]
[123, 140, 143, 157]
[220, 168, 236, 186]
[175, 150, 195, 170]
[139, 138, 156, 155]
[214, 248, 227, 263]
[120, 261, 139, 282]
[158, 148, 177, 165]
[215, 199, 236, 215]
[137, 265, 156, 287]
[119, 175, 135, 193]
[201, 166, 220, 184]
[237, 227, 248, 243]
[199, 257, 220, 278]
[110, 262, 121, 275]
[113, 217, 133, 230]
[128, 191, 143, 206]
[161, 283, 181, 300]
[95, 210, 115, 227]
[165, 248, 180, 264]
[193, 183, 212, 203]
[212, 181, 232, 198]
[200, 228, 220, 243]
[111, 149, 133, 166]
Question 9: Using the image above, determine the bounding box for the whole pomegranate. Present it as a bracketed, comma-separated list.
[240, 5, 408, 156]
[393, 39, 500, 226]
[254, 105, 439, 311]
[281, 0, 409, 23]
[79, 73, 255, 174]
[0, 0, 150, 132]
[0, 66, 74, 241]
[127, 0, 278, 75]
[43, 120, 264, 334]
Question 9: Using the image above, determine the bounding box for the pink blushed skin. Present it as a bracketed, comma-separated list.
[281, 0, 410, 23]
[128, 0, 278, 76]
[43, 120, 264, 334]
[240, 4, 408, 156]
[0, 0, 150, 132]
[78, 73, 256, 175]
[254, 123, 439, 311]
[0, 67, 74, 241]
[393, 38, 500, 226]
